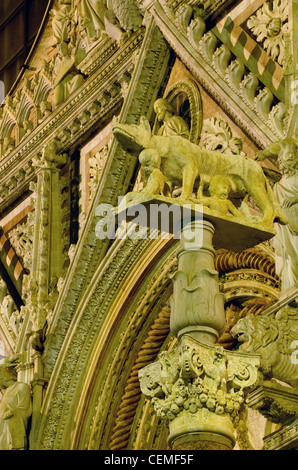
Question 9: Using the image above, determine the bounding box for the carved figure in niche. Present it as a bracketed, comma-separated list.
[256, 139, 298, 291]
[0, 356, 32, 450]
[196, 176, 247, 221]
[75, 0, 107, 44]
[231, 306, 298, 387]
[140, 98, 191, 197]
[273, 141, 298, 291]
[104, 0, 143, 43]
[154, 98, 190, 139]
[52, 41, 84, 107]
[112, 117, 288, 228]
[50, 0, 72, 46]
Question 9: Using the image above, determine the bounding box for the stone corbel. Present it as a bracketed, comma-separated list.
[248, 380, 298, 424]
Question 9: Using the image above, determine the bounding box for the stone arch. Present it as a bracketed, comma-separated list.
[35, 233, 178, 450]
[35, 231, 279, 450]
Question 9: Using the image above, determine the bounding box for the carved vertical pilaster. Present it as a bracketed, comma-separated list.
[24, 140, 67, 351]
[29, 350, 48, 450]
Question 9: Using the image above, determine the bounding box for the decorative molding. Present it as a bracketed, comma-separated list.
[249, 381, 298, 424]
[88, 143, 111, 202]
[0, 29, 144, 214]
[41, 19, 171, 376]
[263, 418, 298, 450]
[35, 227, 279, 450]
[214, 4, 285, 101]
[33, 21, 171, 449]
[150, 0, 288, 148]
[109, 305, 171, 450]
[84, 247, 279, 451]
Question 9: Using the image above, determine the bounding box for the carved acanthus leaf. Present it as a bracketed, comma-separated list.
[247, 0, 289, 66]
[201, 118, 245, 155]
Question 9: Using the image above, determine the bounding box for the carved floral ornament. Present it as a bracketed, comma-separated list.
[247, 0, 289, 66]
[138, 334, 260, 448]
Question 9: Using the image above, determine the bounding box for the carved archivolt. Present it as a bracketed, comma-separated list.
[33, 221, 279, 450]
[78, 242, 279, 451]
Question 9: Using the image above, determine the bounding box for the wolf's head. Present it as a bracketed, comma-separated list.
[112, 116, 151, 155]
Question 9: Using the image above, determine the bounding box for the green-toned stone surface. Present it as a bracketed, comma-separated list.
[113, 117, 288, 228]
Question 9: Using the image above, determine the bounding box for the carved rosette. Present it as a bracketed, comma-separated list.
[246, 0, 288, 66]
[22, 140, 69, 350]
[139, 334, 260, 449]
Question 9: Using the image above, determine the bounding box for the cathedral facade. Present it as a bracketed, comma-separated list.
[0, 0, 297, 451]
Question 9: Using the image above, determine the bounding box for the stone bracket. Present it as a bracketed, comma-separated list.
[248, 380, 298, 424]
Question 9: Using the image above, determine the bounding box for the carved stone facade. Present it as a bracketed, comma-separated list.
[0, 0, 297, 451]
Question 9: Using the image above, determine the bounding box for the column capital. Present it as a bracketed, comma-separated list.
[32, 140, 67, 170]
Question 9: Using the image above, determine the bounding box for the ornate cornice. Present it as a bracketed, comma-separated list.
[0, 30, 144, 213]
[149, 0, 287, 148]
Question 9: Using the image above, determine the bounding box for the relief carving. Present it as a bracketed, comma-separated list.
[231, 306, 298, 388]
[104, 0, 143, 43]
[113, 115, 288, 228]
[247, 0, 288, 66]
[139, 335, 260, 448]
[0, 356, 32, 450]
[256, 139, 298, 291]
[201, 118, 245, 156]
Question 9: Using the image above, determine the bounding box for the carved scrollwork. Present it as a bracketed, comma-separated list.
[139, 335, 260, 426]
